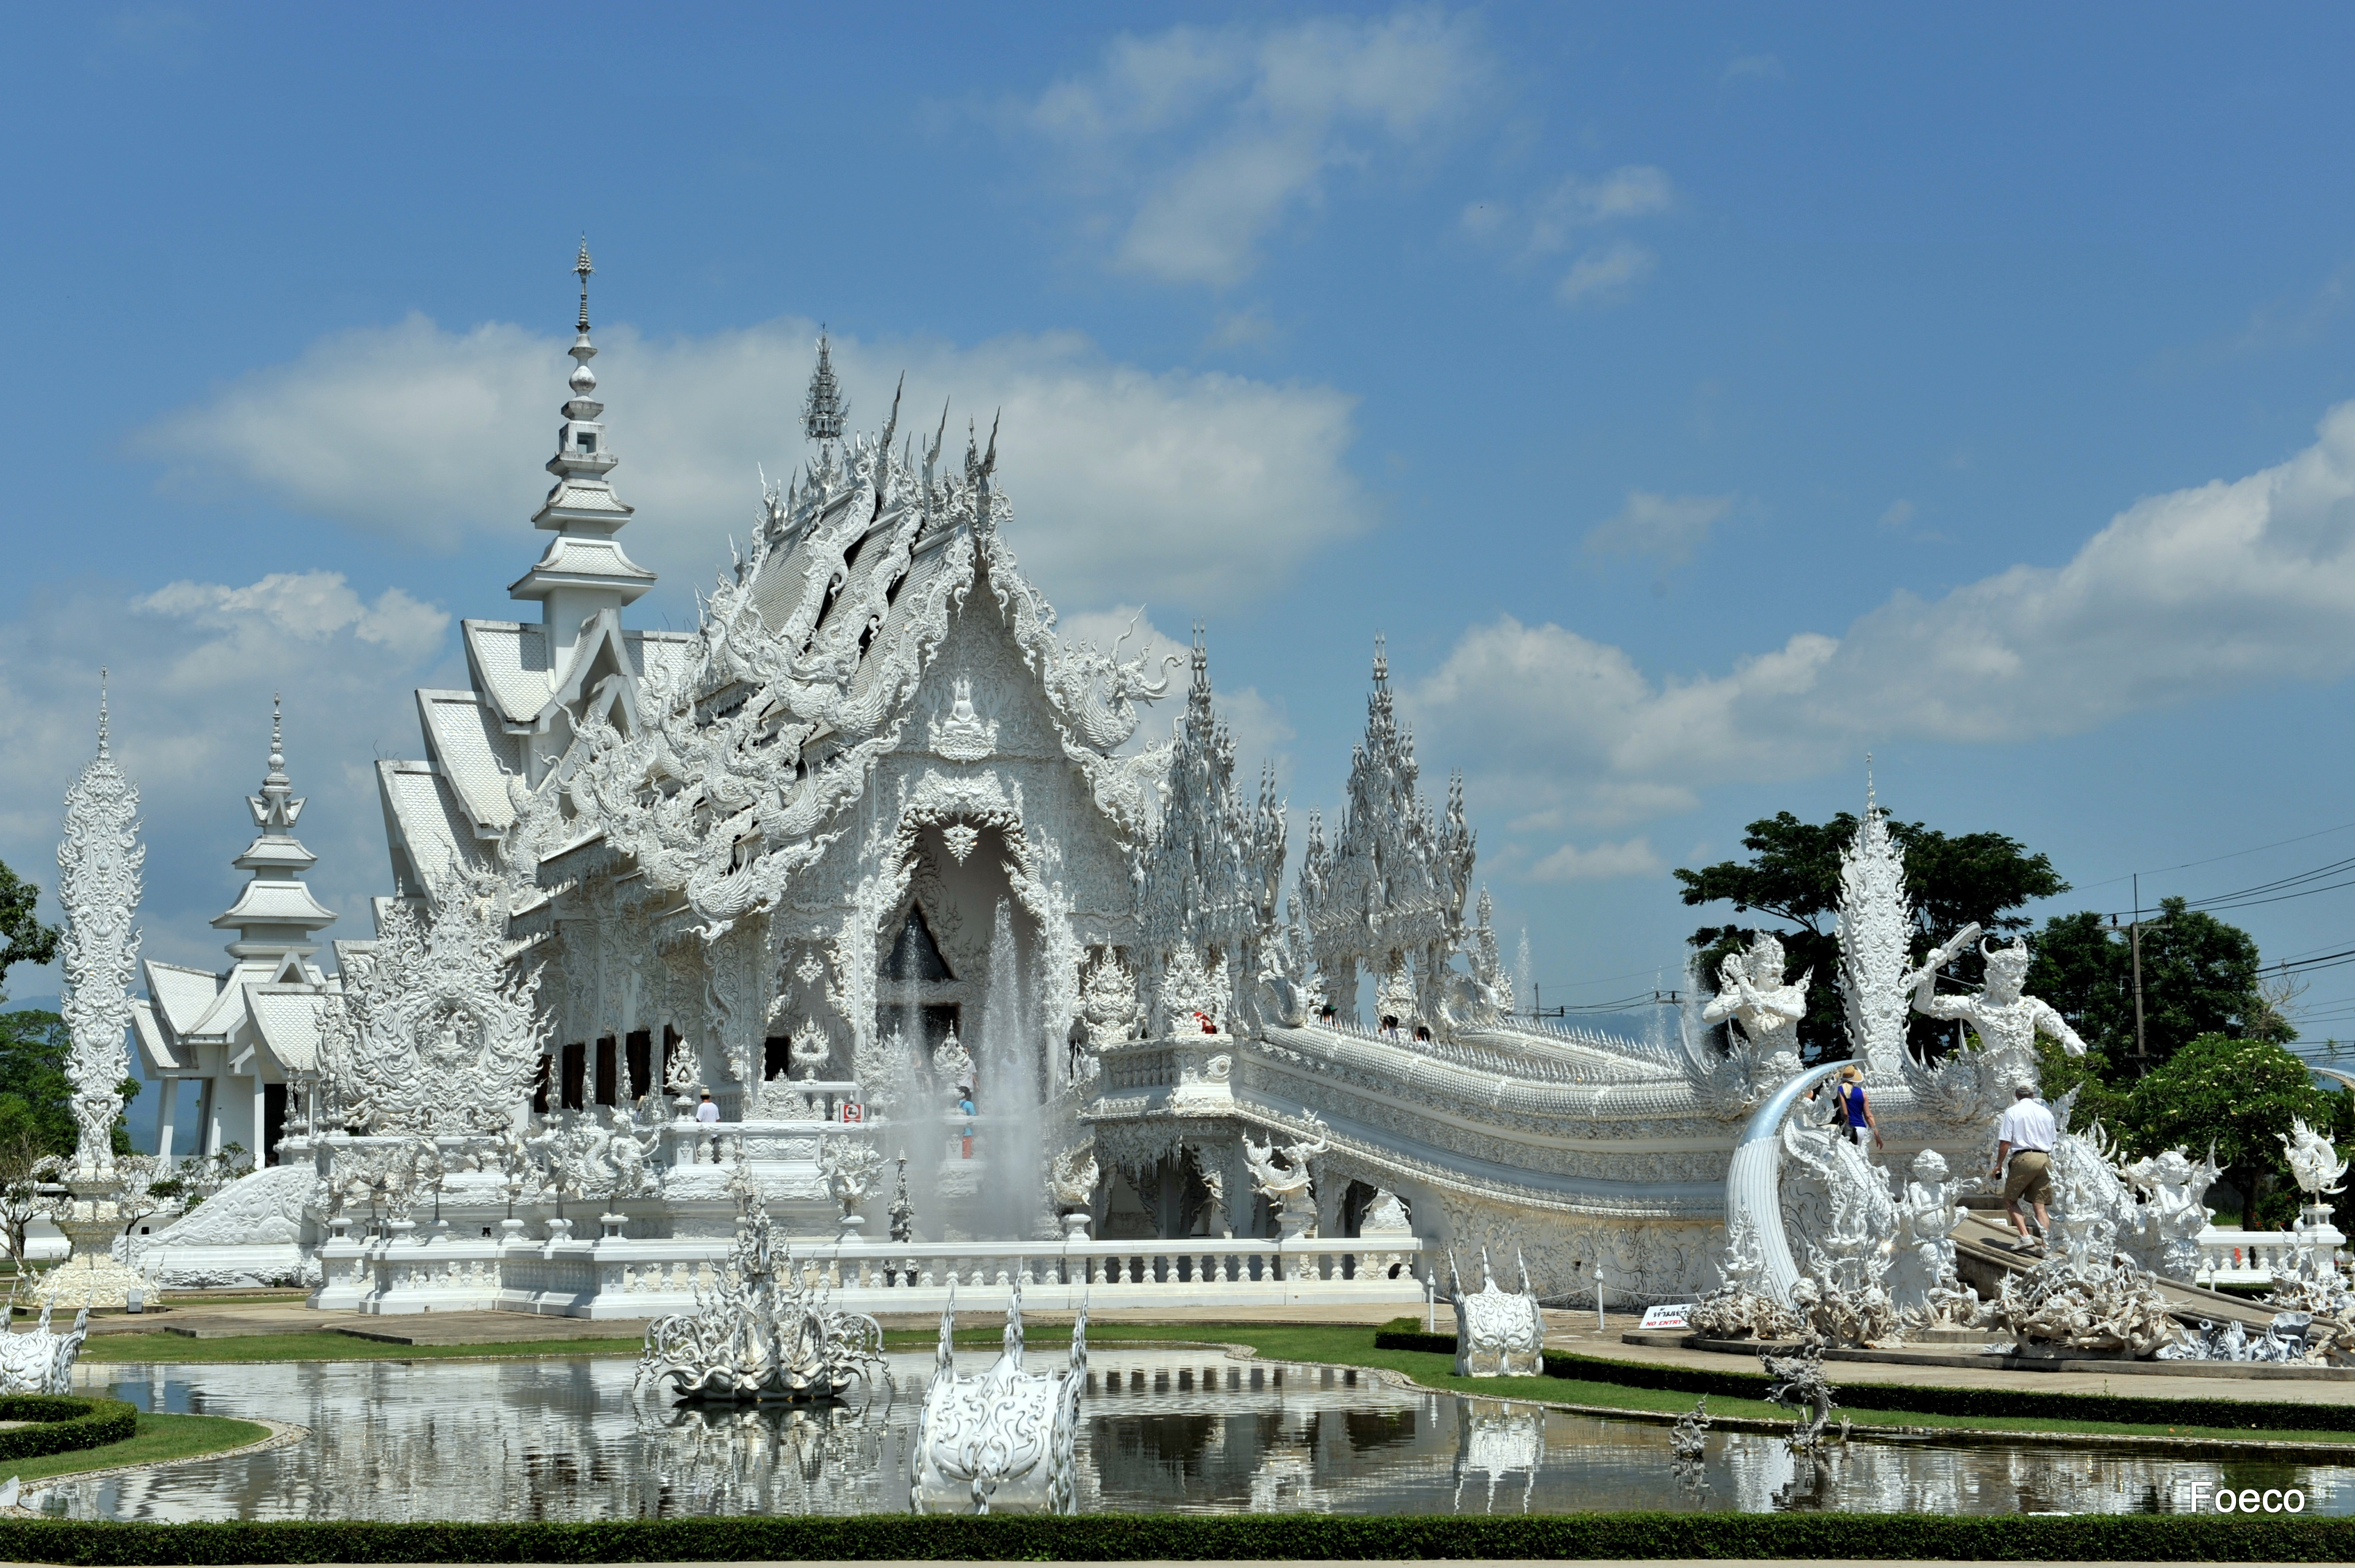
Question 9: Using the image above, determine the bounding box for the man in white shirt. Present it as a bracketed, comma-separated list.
[695, 1091, 720, 1124]
[1989, 1083, 2059, 1250]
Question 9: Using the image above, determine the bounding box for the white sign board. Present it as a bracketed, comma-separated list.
[1640, 1303, 1692, 1330]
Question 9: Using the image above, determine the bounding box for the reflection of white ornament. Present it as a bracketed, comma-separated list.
[795, 951, 826, 990]
[929, 677, 998, 763]
[941, 823, 981, 864]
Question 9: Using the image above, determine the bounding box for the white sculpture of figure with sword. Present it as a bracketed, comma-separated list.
[1903, 923, 2089, 1088]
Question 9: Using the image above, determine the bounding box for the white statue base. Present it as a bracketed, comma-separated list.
[35, 1180, 152, 1310]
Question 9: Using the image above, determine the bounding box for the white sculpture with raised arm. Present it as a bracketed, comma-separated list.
[1904, 928, 2086, 1094]
[1699, 932, 1808, 1075]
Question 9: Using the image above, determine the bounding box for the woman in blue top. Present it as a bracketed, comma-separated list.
[1833, 1063, 1882, 1150]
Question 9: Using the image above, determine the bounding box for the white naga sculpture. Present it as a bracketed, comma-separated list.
[1046, 1143, 1099, 1240]
[0, 1296, 91, 1396]
[1446, 1247, 1545, 1377]
[1242, 1117, 1327, 1240]
[911, 1282, 1088, 1514]
[1904, 929, 2087, 1091]
[636, 1168, 882, 1402]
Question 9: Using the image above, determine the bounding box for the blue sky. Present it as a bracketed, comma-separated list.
[11, 3, 2355, 1074]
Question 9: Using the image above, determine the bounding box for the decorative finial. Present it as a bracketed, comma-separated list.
[575, 237, 593, 334]
[1372, 632, 1389, 686]
[803, 327, 847, 442]
[1865, 752, 1875, 813]
[270, 692, 285, 773]
[96, 667, 109, 756]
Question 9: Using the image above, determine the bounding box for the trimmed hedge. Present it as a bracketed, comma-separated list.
[0, 1395, 138, 1463]
[1373, 1328, 2355, 1433]
[0, 1513, 2351, 1563]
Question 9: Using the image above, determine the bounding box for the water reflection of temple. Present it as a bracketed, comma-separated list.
[42, 1354, 2355, 1522]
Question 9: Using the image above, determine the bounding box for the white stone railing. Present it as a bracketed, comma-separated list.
[313, 1228, 1425, 1319]
[2190, 1222, 2348, 1287]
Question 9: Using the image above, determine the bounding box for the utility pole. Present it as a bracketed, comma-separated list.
[2108, 873, 2169, 1076]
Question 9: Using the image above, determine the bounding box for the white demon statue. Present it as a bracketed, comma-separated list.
[1903, 928, 2086, 1112]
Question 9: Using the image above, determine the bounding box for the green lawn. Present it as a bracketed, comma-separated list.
[4, 1412, 269, 1484]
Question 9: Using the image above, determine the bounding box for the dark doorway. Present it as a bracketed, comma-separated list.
[561, 1042, 587, 1111]
[261, 1082, 288, 1166]
[884, 906, 955, 982]
[919, 1004, 962, 1051]
[595, 1038, 618, 1107]
[532, 1054, 552, 1115]
[625, 1031, 652, 1100]
[763, 1036, 792, 1079]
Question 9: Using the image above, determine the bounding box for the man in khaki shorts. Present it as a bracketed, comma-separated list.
[1990, 1082, 2058, 1251]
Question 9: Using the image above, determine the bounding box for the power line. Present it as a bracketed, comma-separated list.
[2073, 817, 2355, 895]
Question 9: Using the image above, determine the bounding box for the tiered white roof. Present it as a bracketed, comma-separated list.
[131, 699, 337, 1086]
[376, 242, 695, 896]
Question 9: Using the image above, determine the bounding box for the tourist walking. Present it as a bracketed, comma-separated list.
[1990, 1082, 2057, 1250]
[1834, 1063, 1881, 1148]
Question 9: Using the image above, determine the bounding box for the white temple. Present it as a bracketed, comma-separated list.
[94, 252, 2205, 1315]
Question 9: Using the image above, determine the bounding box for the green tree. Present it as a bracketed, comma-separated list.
[1675, 810, 2068, 1062]
[2026, 897, 2287, 1083]
[0, 1010, 74, 1156]
[2117, 1034, 2333, 1229]
[0, 858, 59, 986]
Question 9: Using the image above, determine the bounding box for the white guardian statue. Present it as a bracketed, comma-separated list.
[1904, 929, 2086, 1094]
[1700, 932, 1807, 1075]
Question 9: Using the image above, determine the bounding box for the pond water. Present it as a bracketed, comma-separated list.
[32, 1351, 2353, 1521]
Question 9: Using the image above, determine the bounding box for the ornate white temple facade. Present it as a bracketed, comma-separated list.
[111, 254, 2128, 1311]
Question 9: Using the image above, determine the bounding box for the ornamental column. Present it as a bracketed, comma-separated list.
[38, 676, 154, 1307]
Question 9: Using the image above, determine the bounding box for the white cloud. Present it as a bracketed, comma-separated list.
[1584, 490, 1732, 565]
[140, 315, 1370, 608]
[1464, 165, 1675, 306]
[0, 571, 460, 988]
[1527, 837, 1663, 883]
[1523, 168, 1675, 253]
[1723, 54, 1784, 83]
[1408, 397, 2355, 840]
[1880, 498, 1915, 528]
[1021, 9, 1491, 286]
[1557, 240, 1655, 305]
